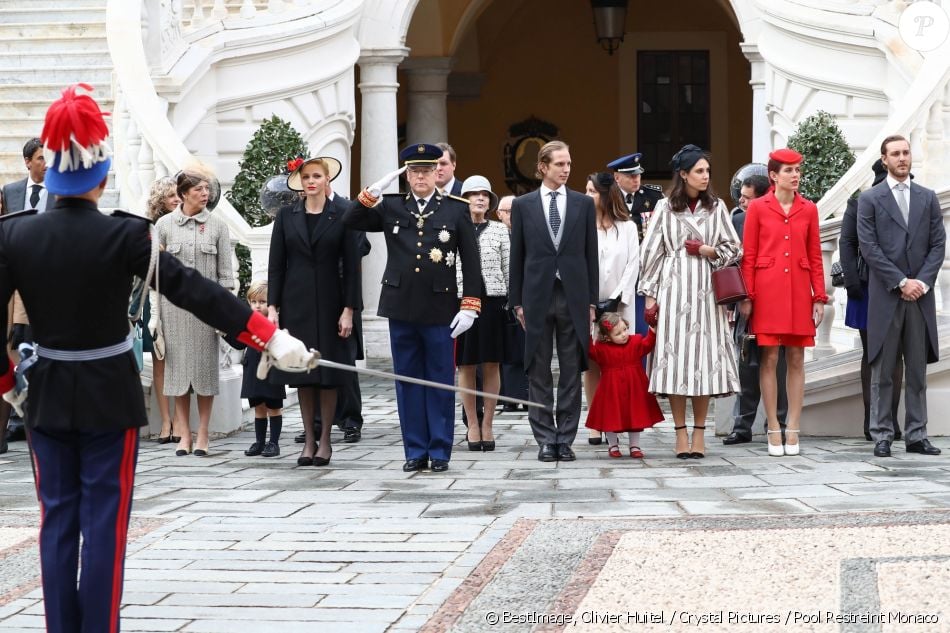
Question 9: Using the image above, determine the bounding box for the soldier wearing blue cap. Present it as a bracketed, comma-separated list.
[607, 152, 664, 337]
[344, 143, 483, 472]
[607, 153, 664, 242]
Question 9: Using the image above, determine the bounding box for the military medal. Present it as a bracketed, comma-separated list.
[429, 248, 443, 263]
[446, 251, 456, 267]
[438, 229, 450, 243]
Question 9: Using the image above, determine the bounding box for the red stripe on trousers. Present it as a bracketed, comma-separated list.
[28, 431, 49, 632]
[110, 429, 136, 633]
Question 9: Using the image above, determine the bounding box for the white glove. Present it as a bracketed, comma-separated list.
[367, 166, 407, 198]
[450, 309, 478, 339]
[3, 388, 25, 418]
[257, 329, 320, 379]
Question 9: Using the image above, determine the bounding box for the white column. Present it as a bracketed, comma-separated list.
[358, 48, 408, 357]
[403, 57, 453, 145]
[741, 43, 770, 162]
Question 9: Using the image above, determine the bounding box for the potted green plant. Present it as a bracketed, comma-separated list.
[787, 110, 856, 202]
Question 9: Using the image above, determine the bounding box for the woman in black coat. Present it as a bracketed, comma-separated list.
[268, 157, 361, 466]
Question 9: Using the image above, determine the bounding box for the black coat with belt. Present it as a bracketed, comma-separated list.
[509, 188, 599, 371]
[268, 197, 361, 385]
[343, 192, 482, 325]
[0, 198, 258, 432]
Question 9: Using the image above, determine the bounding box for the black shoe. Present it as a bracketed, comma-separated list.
[690, 452, 706, 459]
[6, 425, 25, 442]
[430, 459, 449, 472]
[538, 444, 557, 462]
[722, 432, 751, 445]
[501, 403, 519, 413]
[906, 439, 941, 455]
[343, 428, 361, 443]
[873, 440, 892, 457]
[403, 458, 427, 472]
[467, 441, 483, 451]
[313, 448, 332, 467]
[894, 430, 903, 442]
[556, 443, 576, 461]
[261, 442, 280, 457]
[157, 435, 174, 445]
[245, 442, 264, 456]
[295, 432, 306, 444]
[588, 433, 604, 446]
[482, 440, 495, 452]
[297, 455, 314, 466]
[194, 448, 208, 457]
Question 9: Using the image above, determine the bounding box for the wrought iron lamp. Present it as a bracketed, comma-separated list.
[591, 0, 629, 55]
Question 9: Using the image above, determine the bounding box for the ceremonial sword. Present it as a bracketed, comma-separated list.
[259, 353, 545, 410]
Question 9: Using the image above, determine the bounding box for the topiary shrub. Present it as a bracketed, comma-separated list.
[787, 110, 856, 202]
[226, 115, 308, 294]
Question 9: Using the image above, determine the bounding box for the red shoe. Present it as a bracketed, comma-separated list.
[608, 445, 622, 458]
[629, 446, 644, 459]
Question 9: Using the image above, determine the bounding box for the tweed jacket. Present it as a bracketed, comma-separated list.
[456, 219, 510, 298]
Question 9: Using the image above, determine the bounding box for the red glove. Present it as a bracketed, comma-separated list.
[684, 239, 703, 256]
[644, 304, 659, 327]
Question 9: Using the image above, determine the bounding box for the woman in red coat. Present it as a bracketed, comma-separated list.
[738, 149, 827, 457]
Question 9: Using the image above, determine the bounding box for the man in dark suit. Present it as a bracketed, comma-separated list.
[510, 140, 598, 462]
[344, 143, 482, 472]
[858, 134, 945, 457]
[723, 174, 789, 445]
[435, 142, 463, 196]
[1, 137, 48, 215]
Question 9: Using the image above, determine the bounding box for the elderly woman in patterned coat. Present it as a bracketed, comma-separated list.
[157, 168, 235, 457]
[638, 145, 741, 459]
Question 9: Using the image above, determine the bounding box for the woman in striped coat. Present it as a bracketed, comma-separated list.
[638, 145, 741, 459]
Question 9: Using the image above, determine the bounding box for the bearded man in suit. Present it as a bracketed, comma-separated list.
[857, 134, 945, 457]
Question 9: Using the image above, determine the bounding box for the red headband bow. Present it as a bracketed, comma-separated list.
[601, 320, 613, 331]
[286, 157, 304, 172]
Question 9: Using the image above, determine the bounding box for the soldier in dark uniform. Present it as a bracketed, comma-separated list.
[344, 143, 483, 472]
[0, 84, 314, 633]
[607, 152, 664, 336]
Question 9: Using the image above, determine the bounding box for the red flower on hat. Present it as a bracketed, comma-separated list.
[286, 157, 304, 172]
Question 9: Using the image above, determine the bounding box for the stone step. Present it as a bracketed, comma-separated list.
[0, 34, 108, 52]
[0, 50, 111, 69]
[0, 0, 105, 7]
[0, 99, 77, 119]
[0, 6, 105, 23]
[0, 64, 112, 85]
[0, 21, 105, 39]
[0, 117, 47, 140]
[0, 82, 111, 102]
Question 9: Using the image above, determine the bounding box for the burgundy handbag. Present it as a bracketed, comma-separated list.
[711, 263, 748, 305]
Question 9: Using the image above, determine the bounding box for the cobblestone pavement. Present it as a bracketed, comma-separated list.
[1, 362, 950, 631]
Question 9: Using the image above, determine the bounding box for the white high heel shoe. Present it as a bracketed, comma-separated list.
[783, 428, 800, 456]
[767, 429, 784, 457]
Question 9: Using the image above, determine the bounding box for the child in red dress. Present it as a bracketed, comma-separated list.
[586, 312, 664, 458]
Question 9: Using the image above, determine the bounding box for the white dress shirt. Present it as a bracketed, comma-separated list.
[886, 174, 928, 293]
[538, 183, 567, 233]
[25, 177, 48, 213]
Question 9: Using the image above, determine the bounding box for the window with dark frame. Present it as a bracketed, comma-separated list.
[637, 50, 711, 179]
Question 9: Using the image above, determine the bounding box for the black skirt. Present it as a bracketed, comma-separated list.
[455, 296, 508, 366]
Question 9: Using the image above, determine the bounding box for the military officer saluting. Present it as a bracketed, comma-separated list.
[607, 152, 664, 241]
[344, 143, 482, 473]
[0, 84, 314, 633]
